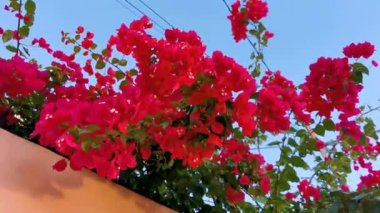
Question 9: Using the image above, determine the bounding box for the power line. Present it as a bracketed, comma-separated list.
[115, 0, 164, 35]
[120, 0, 167, 33]
[136, 0, 175, 29]
[115, 0, 141, 18]
[221, 0, 270, 71]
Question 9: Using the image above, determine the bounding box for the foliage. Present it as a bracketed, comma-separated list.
[1, 0, 380, 212]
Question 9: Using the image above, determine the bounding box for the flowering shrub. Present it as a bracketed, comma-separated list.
[1, 0, 380, 212]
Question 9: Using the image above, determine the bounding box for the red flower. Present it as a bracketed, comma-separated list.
[264, 31, 274, 39]
[140, 146, 152, 160]
[52, 159, 67, 172]
[246, 0, 269, 22]
[0, 27, 3, 34]
[343, 41, 375, 59]
[32, 38, 53, 53]
[258, 71, 310, 133]
[265, 164, 274, 172]
[285, 192, 296, 201]
[226, 185, 245, 204]
[300, 57, 362, 119]
[239, 175, 251, 186]
[76, 26, 85, 34]
[298, 180, 321, 201]
[228, 1, 248, 42]
[81, 38, 94, 49]
[260, 176, 271, 194]
[315, 140, 325, 150]
[0, 56, 48, 98]
[341, 184, 349, 192]
[86, 32, 95, 39]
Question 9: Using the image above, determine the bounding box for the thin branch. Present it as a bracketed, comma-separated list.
[16, 0, 23, 54]
[250, 146, 279, 151]
[358, 105, 380, 118]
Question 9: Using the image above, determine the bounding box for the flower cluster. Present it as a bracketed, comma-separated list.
[0, 56, 47, 99]
[343, 42, 375, 59]
[298, 180, 321, 202]
[258, 71, 310, 134]
[32, 17, 259, 179]
[2, 0, 379, 210]
[227, 0, 268, 42]
[300, 57, 362, 119]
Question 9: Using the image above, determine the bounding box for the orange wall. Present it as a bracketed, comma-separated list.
[0, 129, 175, 213]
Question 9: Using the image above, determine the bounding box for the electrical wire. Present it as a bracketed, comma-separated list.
[114, 0, 164, 35]
[120, 0, 167, 33]
[136, 0, 175, 29]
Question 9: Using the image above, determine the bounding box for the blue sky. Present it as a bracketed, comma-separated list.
[1, 0, 380, 188]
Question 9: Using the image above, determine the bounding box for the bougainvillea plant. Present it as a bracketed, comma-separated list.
[1, 0, 380, 212]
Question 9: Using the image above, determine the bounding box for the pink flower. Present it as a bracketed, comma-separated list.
[343, 41, 375, 59]
[226, 185, 245, 204]
[260, 176, 271, 194]
[76, 26, 85, 34]
[52, 159, 67, 172]
[315, 140, 325, 150]
[239, 175, 251, 186]
[341, 184, 350, 192]
[285, 192, 296, 201]
[264, 31, 274, 39]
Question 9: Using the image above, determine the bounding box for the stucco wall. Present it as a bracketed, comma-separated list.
[0, 128, 175, 213]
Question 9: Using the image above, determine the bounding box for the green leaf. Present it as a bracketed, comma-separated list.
[2, 30, 13, 43]
[352, 62, 369, 75]
[288, 138, 298, 148]
[95, 59, 106, 69]
[91, 43, 98, 50]
[119, 59, 128, 66]
[119, 80, 129, 89]
[115, 70, 125, 80]
[6, 45, 17, 53]
[352, 71, 363, 84]
[129, 68, 138, 76]
[25, 0, 36, 14]
[290, 156, 310, 169]
[73, 45, 81, 53]
[91, 53, 99, 60]
[241, 202, 258, 213]
[9, 0, 20, 11]
[278, 180, 291, 192]
[87, 124, 99, 132]
[19, 25, 30, 37]
[296, 129, 307, 138]
[323, 119, 335, 131]
[283, 165, 299, 183]
[111, 58, 119, 64]
[314, 124, 325, 136]
[364, 118, 378, 140]
[267, 141, 281, 146]
[101, 48, 108, 56]
[81, 137, 92, 152]
[258, 22, 266, 34]
[251, 64, 261, 77]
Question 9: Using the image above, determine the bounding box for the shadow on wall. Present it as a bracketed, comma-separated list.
[0, 129, 175, 213]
